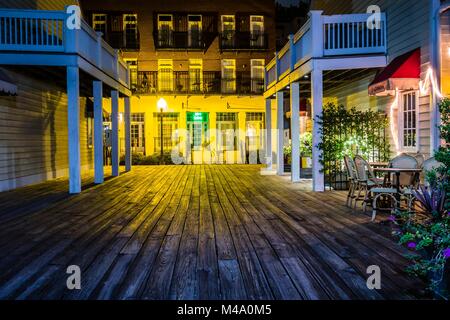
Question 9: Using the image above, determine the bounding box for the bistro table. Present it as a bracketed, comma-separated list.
[369, 161, 389, 168]
[373, 167, 422, 204]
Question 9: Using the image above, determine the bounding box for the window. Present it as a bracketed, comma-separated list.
[221, 59, 236, 93]
[123, 14, 138, 48]
[217, 113, 238, 151]
[154, 113, 180, 152]
[158, 59, 173, 92]
[246, 112, 265, 156]
[131, 113, 145, 154]
[158, 14, 173, 47]
[221, 15, 235, 47]
[92, 14, 107, 36]
[87, 116, 94, 148]
[399, 91, 419, 151]
[250, 59, 265, 93]
[250, 16, 264, 48]
[189, 59, 203, 93]
[124, 58, 138, 91]
[188, 15, 202, 48]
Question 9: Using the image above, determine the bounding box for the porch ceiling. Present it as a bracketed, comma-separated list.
[4, 66, 126, 98]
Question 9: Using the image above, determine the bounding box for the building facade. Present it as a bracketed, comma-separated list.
[79, 0, 276, 164]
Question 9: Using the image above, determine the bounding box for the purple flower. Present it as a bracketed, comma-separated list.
[388, 215, 396, 222]
[407, 242, 417, 249]
[443, 248, 450, 259]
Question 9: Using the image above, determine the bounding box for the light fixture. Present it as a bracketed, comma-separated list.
[157, 97, 168, 112]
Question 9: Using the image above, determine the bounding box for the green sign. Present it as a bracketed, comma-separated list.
[187, 112, 208, 123]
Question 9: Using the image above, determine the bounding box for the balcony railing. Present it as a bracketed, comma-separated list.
[0, 9, 130, 88]
[219, 31, 268, 50]
[136, 71, 264, 95]
[265, 11, 387, 90]
[105, 31, 140, 51]
[154, 30, 213, 50]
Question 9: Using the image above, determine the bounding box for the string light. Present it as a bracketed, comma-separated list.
[389, 89, 400, 152]
[419, 67, 442, 98]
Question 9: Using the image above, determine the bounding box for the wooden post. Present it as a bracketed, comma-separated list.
[124, 96, 132, 172]
[276, 91, 284, 175]
[111, 90, 120, 177]
[311, 69, 324, 192]
[265, 98, 272, 170]
[310, 10, 324, 58]
[93, 80, 104, 184]
[290, 82, 300, 183]
[67, 66, 81, 194]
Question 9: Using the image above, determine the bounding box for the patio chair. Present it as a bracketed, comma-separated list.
[370, 154, 419, 221]
[353, 155, 383, 210]
[421, 157, 444, 186]
[344, 156, 358, 207]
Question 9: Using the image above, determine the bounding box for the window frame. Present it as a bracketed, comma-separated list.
[92, 13, 107, 36]
[398, 90, 420, 152]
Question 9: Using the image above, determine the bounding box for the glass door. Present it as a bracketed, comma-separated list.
[188, 15, 202, 48]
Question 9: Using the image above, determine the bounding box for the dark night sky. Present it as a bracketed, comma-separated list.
[276, 0, 306, 6]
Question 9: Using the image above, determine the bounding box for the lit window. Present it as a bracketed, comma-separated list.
[92, 14, 107, 36]
[217, 112, 238, 151]
[250, 16, 264, 48]
[188, 15, 202, 48]
[124, 58, 138, 91]
[221, 15, 235, 48]
[158, 59, 174, 92]
[123, 14, 138, 48]
[189, 59, 203, 93]
[158, 14, 173, 47]
[221, 59, 236, 93]
[399, 91, 418, 151]
[250, 59, 265, 93]
[153, 113, 180, 153]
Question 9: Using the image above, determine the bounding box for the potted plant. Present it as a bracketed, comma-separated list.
[300, 132, 313, 168]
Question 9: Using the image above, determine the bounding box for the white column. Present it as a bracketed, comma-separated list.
[290, 82, 300, 183]
[67, 66, 81, 194]
[93, 81, 104, 184]
[265, 98, 272, 169]
[276, 91, 284, 175]
[111, 90, 120, 177]
[311, 69, 324, 192]
[124, 96, 132, 172]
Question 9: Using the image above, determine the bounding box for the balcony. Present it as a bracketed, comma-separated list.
[219, 31, 268, 50]
[136, 71, 264, 95]
[153, 30, 214, 50]
[265, 11, 387, 90]
[105, 31, 140, 51]
[0, 9, 130, 89]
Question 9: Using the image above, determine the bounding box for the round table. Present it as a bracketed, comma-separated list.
[373, 167, 422, 194]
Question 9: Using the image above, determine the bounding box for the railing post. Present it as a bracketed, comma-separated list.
[114, 49, 119, 79]
[64, 13, 78, 53]
[310, 10, 324, 58]
[289, 34, 296, 72]
[275, 52, 280, 81]
[96, 32, 103, 67]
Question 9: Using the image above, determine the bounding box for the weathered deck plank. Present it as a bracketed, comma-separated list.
[0, 165, 424, 300]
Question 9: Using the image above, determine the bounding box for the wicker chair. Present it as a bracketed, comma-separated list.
[344, 156, 358, 207]
[353, 156, 383, 210]
[370, 154, 419, 221]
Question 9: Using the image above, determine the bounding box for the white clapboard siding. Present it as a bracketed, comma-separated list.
[0, 67, 93, 191]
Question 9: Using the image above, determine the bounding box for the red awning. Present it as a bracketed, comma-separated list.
[368, 48, 420, 96]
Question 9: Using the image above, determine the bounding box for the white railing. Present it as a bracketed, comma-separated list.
[0, 9, 65, 52]
[265, 11, 387, 90]
[0, 9, 130, 87]
[323, 13, 387, 56]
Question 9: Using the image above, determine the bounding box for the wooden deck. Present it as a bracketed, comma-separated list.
[0, 165, 424, 300]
